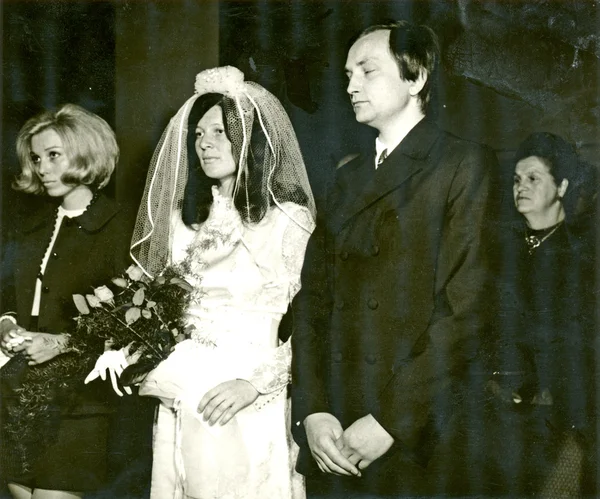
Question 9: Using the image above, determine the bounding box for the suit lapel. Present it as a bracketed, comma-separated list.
[331, 118, 442, 233]
[328, 153, 373, 231]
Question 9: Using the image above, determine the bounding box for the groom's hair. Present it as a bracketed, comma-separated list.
[351, 20, 440, 113]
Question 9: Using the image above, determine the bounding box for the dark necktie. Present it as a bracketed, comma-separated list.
[377, 148, 388, 167]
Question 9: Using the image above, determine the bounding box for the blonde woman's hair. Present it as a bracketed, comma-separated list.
[13, 103, 119, 194]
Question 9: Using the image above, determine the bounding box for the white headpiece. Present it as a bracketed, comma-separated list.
[130, 66, 316, 277]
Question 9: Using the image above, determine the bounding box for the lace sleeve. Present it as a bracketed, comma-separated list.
[245, 206, 314, 400]
[246, 338, 291, 395]
[281, 205, 314, 299]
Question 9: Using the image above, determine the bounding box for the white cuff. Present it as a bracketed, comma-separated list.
[0, 314, 17, 325]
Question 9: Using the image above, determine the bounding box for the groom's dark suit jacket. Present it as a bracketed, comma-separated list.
[291, 117, 500, 496]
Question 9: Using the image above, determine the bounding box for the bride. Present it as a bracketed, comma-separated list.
[130, 66, 315, 499]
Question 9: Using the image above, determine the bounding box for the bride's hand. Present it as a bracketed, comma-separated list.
[197, 379, 259, 426]
[84, 349, 133, 396]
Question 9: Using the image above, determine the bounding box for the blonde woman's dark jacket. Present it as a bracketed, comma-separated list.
[10, 193, 130, 339]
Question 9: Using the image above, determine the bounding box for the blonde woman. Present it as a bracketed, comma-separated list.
[0, 104, 131, 499]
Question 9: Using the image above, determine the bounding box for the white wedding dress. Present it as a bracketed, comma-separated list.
[140, 187, 312, 499]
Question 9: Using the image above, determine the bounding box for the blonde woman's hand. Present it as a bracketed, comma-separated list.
[1, 330, 29, 357]
[197, 379, 259, 426]
[13, 332, 69, 365]
[0, 318, 29, 357]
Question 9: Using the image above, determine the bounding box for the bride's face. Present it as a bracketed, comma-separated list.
[195, 105, 237, 192]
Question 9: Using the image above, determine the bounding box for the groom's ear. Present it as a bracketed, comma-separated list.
[558, 178, 569, 198]
[408, 69, 427, 97]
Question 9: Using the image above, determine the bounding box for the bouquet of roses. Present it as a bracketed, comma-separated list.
[71, 263, 194, 386]
[1, 263, 194, 474]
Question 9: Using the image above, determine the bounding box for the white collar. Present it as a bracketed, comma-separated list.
[375, 136, 400, 168]
[58, 205, 86, 218]
[375, 130, 407, 158]
[375, 136, 388, 158]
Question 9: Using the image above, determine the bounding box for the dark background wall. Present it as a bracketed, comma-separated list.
[2, 0, 598, 226]
[219, 1, 599, 208]
[114, 0, 219, 208]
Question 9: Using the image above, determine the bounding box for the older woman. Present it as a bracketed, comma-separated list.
[0, 104, 133, 499]
[486, 132, 596, 497]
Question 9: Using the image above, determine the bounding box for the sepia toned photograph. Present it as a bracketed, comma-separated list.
[1, 1, 598, 497]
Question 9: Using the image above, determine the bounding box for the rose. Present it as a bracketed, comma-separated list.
[86, 294, 102, 308]
[111, 277, 128, 288]
[126, 265, 145, 282]
[94, 285, 115, 304]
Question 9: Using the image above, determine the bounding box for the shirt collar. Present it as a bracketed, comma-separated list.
[58, 205, 86, 218]
[374, 121, 420, 167]
[374, 137, 389, 168]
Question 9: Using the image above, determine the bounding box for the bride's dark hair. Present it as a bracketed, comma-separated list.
[182, 93, 223, 226]
[182, 92, 277, 226]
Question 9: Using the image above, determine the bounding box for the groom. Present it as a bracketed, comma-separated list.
[291, 20, 499, 497]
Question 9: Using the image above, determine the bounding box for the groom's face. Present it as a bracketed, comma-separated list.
[345, 30, 413, 132]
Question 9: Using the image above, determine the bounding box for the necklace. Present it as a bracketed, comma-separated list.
[525, 221, 563, 255]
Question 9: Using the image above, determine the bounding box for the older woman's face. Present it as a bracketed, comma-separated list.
[513, 156, 566, 218]
[195, 105, 236, 189]
[30, 128, 77, 199]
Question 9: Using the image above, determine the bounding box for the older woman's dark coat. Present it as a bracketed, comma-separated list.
[485, 219, 597, 496]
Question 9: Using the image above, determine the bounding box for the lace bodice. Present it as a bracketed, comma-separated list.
[169, 186, 313, 393]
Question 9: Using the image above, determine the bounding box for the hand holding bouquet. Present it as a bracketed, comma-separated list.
[72, 264, 194, 389]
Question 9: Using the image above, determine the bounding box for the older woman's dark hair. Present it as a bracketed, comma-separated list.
[183, 92, 286, 226]
[514, 132, 587, 218]
[13, 104, 118, 194]
[353, 21, 440, 113]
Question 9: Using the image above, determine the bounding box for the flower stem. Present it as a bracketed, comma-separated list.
[101, 308, 163, 357]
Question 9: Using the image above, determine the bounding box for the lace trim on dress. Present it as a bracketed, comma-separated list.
[185, 186, 243, 269]
[246, 206, 314, 399]
[248, 340, 292, 396]
[282, 205, 314, 299]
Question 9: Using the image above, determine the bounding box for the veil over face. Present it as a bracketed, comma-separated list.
[131, 66, 316, 277]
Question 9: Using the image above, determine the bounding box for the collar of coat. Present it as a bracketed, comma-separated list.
[383, 116, 440, 161]
[330, 117, 440, 232]
[21, 192, 121, 234]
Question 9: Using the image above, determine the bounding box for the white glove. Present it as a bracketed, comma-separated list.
[85, 349, 132, 396]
